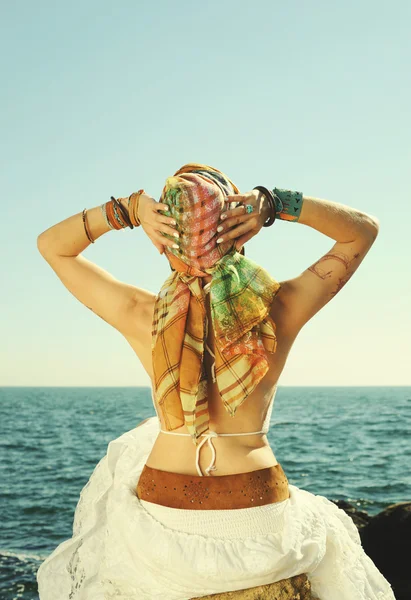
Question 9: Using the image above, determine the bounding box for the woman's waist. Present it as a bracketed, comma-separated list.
[146, 437, 278, 477]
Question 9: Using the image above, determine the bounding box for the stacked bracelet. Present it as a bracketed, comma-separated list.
[128, 190, 145, 227]
[83, 190, 145, 243]
[98, 189, 145, 233]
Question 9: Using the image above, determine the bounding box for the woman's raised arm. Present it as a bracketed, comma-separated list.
[36, 195, 179, 338]
[215, 190, 380, 334]
[276, 196, 380, 333]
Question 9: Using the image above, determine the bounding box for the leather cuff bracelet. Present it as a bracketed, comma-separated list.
[272, 187, 304, 222]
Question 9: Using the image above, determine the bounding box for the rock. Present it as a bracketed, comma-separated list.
[191, 573, 318, 599]
[360, 501, 411, 600]
[331, 499, 372, 529]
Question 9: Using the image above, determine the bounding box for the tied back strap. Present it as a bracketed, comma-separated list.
[195, 431, 219, 475]
[159, 429, 267, 476]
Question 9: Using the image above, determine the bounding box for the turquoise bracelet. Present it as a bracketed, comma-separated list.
[272, 187, 304, 222]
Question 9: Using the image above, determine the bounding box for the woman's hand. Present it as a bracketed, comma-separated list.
[218, 190, 272, 252]
[120, 193, 179, 255]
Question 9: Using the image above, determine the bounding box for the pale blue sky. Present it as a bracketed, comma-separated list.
[1, 1, 410, 386]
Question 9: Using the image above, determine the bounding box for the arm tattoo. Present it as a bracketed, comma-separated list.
[308, 251, 361, 296]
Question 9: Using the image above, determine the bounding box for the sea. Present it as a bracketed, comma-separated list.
[0, 386, 410, 599]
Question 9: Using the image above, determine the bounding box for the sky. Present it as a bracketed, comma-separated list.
[1, 0, 410, 387]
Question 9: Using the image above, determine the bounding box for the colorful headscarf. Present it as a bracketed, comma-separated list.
[151, 163, 281, 445]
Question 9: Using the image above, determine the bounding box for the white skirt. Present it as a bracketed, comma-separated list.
[36, 416, 395, 600]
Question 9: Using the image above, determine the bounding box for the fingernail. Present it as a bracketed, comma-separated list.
[221, 214, 227, 220]
[170, 220, 176, 225]
[172, 243, 179, 248]
[173, 231, 179, 238]
[217, 225, 223, 232]
[217, 237, 223, 243]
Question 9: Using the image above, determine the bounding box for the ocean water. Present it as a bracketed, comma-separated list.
[0, 385, 410, 599]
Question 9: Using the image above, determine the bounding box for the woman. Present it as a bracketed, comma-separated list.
[36, 163, 395, 599]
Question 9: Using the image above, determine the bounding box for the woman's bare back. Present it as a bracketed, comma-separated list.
[133, 223, 380, 477]
[131, 278, 299, 477]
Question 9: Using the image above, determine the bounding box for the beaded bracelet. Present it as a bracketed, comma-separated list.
[99, 198, 125, 230]
[111, 196, 133, 229]
[100, 202, 115, 230]
[108, 199, 125, 230]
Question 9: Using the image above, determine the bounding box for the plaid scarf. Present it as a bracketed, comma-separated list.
[151, 163, 281, 445]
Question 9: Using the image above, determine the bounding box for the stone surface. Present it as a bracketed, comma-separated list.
[191, 573, 318, 599]
[331, 499, 372, 529]
[332, 498, 411, 600]
[360, 501, 411, 600]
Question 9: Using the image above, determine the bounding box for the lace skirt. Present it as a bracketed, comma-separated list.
[36, 416, 395, 600]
